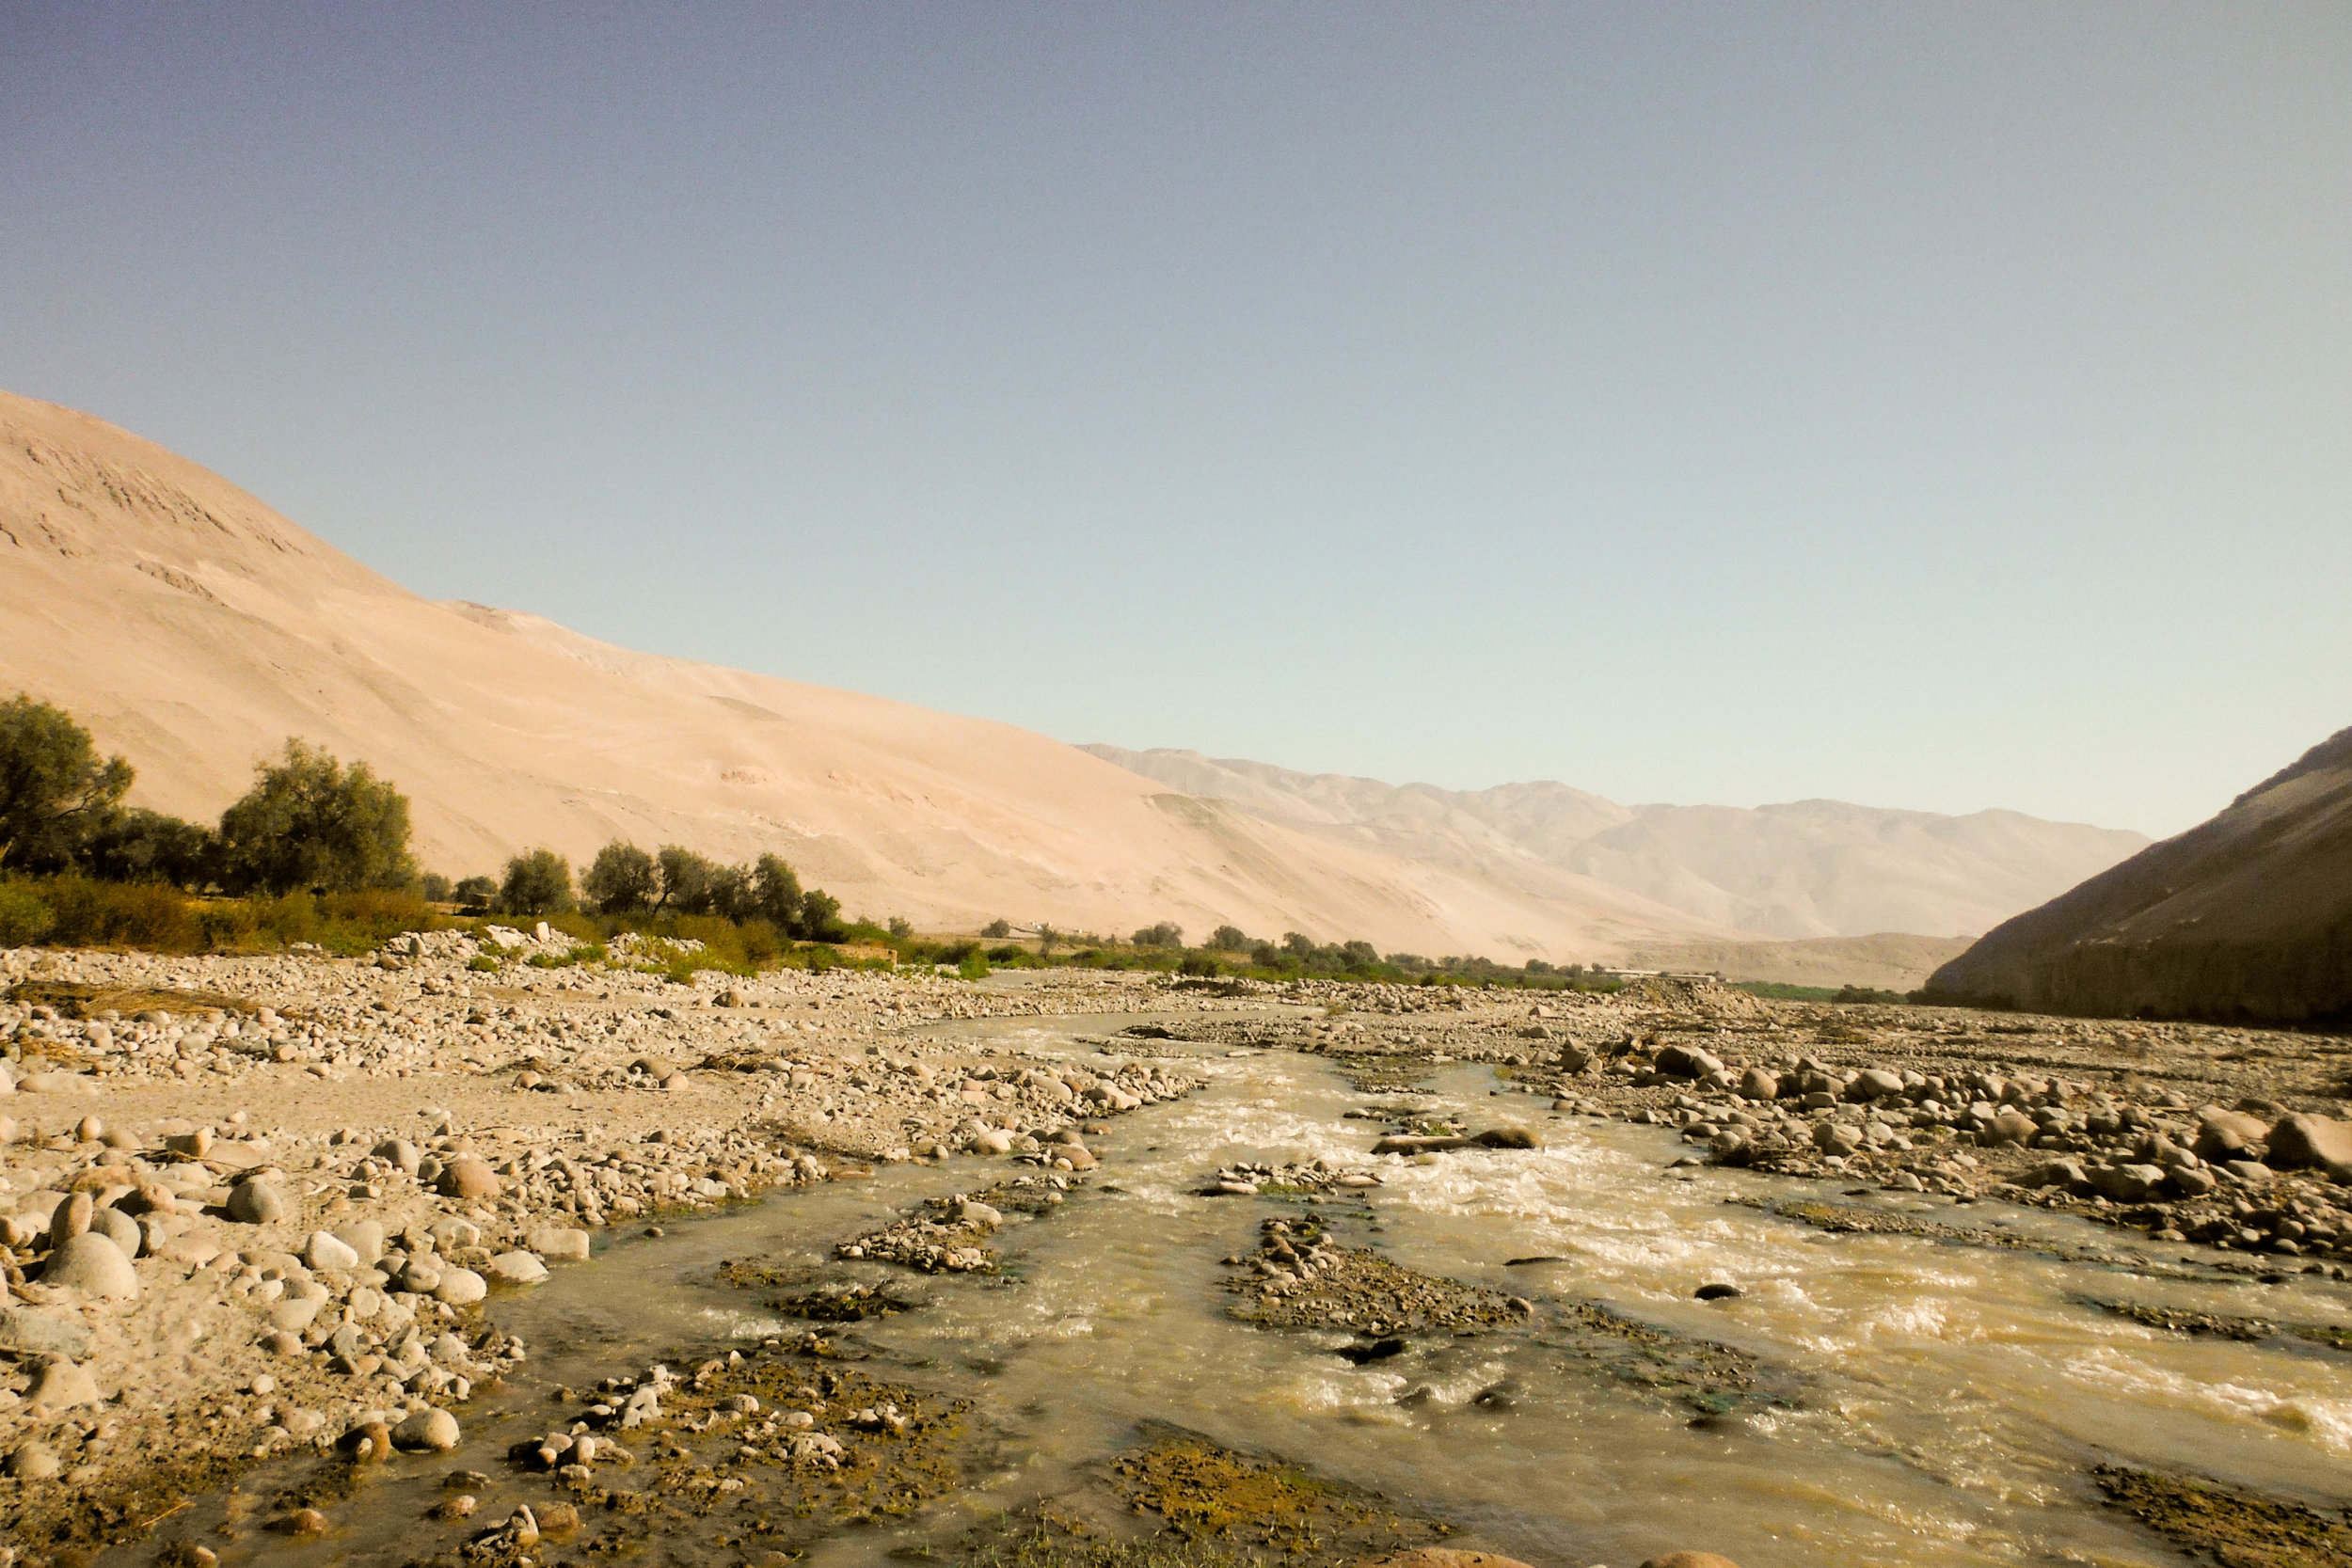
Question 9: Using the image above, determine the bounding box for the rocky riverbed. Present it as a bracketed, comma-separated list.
[0, 936, 1215, 1556]
[5, 945, 2352, 1567]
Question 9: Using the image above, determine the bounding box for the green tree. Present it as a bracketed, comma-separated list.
[453, 875, 497, 910]
[749, 853, 804, 928]
[582, 841, 659, 912]
[0, 693, 135, 873]
[705, 862, 754, 922]
[981, 917, 1012, 939]
[654, 845, 718, 914]
[796, 888, 845, 942]
[1132, 922, 1184, 948]
[499, 847, 575, 916]
[215, 739, 414, 895]
[1205, 925, 1250, 952]
[418, 871, 454, 903]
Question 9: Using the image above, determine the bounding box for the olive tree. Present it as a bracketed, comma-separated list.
[215, 740, 414, 895]
[582, 840, 659, 912]
[0, 693, 134, 873]
[499, 847, 575, 916]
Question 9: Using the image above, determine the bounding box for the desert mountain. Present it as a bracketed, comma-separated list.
[1082, 746, 2148, 941]
[0, 390, 1737, 961]
[1925, 727, 2352, 1025]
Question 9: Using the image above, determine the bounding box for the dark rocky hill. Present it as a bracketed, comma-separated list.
[1923, 727, 2352, 1025]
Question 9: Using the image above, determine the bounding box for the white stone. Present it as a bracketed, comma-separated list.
[306, 1230, 361, 1272]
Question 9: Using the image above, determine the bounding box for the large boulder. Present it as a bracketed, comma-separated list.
[2265, 1114, 2352, 1171]
[1653, 1044, 1724, 1079]
[2090, 1164, 2168, 1203]
[392, 1407, 461, 1451]
[1979, 1109, 2039, 1148]
[42, 1232, 139, 1300]
[1845, 1069, 1906, 1102]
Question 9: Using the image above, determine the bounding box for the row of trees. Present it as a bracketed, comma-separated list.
[1, 695, 413, 895]
[490, 840, 846, 940]
[1, 696, 845, 940]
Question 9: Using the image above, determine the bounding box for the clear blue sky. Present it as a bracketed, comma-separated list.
[6, 5, 2346, 836]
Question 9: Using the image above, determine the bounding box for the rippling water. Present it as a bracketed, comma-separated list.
[146, 1015, 2352, 1568]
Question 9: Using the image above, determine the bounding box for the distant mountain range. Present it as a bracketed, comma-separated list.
[1081, 746, 2150, 942]
[1927, 726, 2352, 1026]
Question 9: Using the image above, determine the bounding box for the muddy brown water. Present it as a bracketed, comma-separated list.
[109, 1012, 2352, 1567]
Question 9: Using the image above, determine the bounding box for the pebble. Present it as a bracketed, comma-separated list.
[47, 1190, 94, 1247]
[524, 1225, 591, 1261]
[346, 1419, 395, 1462]
[228, 1178, 287, 1225]
[490, 1250, 550, 1284]
[307, 1229, 362, 1272]
[334, 1217, 388, 1265]
[435, 1267, 489, 1307]
[437, 1156, 501, 1200]
[5, 1440, 61, 1480]
[27, 1357, 103, 1411]
[90, 1204, 143, 1258]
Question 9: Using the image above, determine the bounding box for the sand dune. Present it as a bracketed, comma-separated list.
[0, 390, 1729, 961]
[1083, 747, 2148, 941]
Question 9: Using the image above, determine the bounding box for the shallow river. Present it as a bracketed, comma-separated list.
[130, 1013, 2352, 1567]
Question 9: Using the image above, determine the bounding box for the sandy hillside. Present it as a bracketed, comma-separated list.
[1926, 725, 2352, 1025]
[1084, 746, 2149, 941]
[0, 391, 1730, 961]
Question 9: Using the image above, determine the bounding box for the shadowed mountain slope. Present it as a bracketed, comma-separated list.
[1924, 728, 2352, 1025]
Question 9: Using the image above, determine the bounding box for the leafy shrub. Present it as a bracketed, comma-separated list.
[418, 871, 454, 903]
[1132, 922, 1184, 948]
[85, 808, 215, 888]
[958, 949, 990, 980]
[453, 875, 497, 911]
[981, 918, 1012, 939]
[38, 876, 202, 951]
[467, 954, 500, 973]
[0, 881, 57, 946]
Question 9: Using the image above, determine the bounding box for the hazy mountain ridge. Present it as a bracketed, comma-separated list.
[1081, 746, 2150, 942]
[1926, 726, 2352, 1025]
